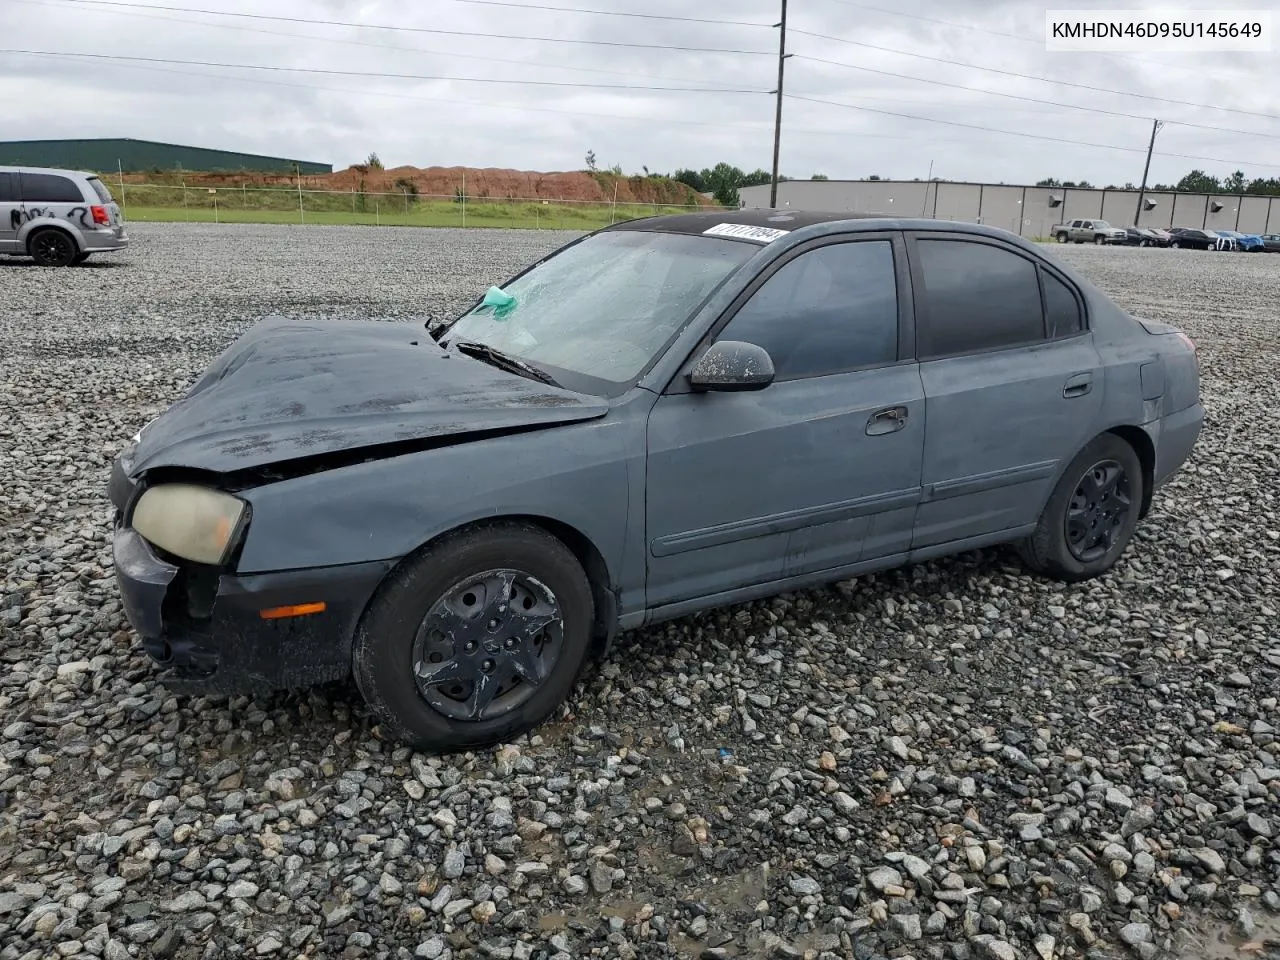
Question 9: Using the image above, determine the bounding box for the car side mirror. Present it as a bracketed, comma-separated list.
[689, 340, 775, 392]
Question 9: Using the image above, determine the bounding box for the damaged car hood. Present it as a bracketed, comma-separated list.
[127, 316, 609, 475]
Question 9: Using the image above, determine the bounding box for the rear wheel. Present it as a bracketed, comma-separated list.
[29, 229, 77, 267]
[1018, 434, 1144, 583]
[1056, 232, 1068, 243]
[352, 522, 595, 753]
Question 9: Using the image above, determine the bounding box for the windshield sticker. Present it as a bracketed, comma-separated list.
[702, 223, 791, 243]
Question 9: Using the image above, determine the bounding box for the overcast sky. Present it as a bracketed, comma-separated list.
[1, 0, 1276, 186]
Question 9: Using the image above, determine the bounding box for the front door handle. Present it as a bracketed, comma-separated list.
[867, 406, 908, 436]
[1063, 373, 1093, 398]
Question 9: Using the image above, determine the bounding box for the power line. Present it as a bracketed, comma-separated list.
[789, 28, 1280, 122]
[42, 0, 776, 55]
[8, 0, 739, 89]
[785, 93, 1280, 171]
[15, 0, 1040, 110]
[6, 50, 956, 146]
[0, 49, 771, 93]
[792, 54, 1280, 143]
[451, 0, 770, 28]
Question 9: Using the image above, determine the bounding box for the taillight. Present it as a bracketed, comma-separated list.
[90, 205, 110, 225]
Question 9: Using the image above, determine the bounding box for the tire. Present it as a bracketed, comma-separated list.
[1094, 235, 1105, 245]
[352, 521, 595, 753]
[1056, 233, 1068, 243]
[1171, 241, 1180, 249]
[28, 228, 78, 267]
[1017, 433, 1144, 583]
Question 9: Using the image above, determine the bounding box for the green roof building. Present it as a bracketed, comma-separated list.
[0, 138, 331, 175]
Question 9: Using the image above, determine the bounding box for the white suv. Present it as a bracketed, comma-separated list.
[0, 166, 129, 266]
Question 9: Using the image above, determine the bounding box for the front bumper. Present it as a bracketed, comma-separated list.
[109, 453, 395, 695]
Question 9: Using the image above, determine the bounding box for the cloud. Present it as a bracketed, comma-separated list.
[0, 0, 1275, 185]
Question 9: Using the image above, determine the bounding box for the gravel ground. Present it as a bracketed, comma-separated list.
[1, 223, 1277, 960]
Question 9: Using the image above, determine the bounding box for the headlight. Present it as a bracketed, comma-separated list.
[131, 484, 248, 565]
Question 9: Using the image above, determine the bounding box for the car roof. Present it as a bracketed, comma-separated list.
[603, 208, 1024, 246]
[0, 165, 98, 178]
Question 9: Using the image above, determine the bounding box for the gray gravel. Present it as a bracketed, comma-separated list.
[1, 224, 1278, 960]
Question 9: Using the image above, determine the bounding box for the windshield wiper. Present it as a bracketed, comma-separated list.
[450, 340, 561, 387]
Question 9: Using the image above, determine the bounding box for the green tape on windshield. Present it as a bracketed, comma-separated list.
[482, 286, 518, 320]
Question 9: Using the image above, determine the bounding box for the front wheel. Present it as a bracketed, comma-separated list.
[1056, 233, 1068, 243]
[352, 522, 595, 753]
[1018, 434, 1144, 583]
[1094, 235, 1106, 245]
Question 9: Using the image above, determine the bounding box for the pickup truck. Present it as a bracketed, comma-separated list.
[1052, 219, 1127, 245]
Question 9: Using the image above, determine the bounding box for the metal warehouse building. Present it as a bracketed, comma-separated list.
[740, 179, 1279, 238]
[0, 138, 332, 175]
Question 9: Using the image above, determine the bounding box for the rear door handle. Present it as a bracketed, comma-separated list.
[1063, 373, 1093, 398]
[867, 406, 908, 436]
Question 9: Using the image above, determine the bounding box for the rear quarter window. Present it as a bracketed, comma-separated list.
[1041, 269, 1084, 338]
[0, 172, 14, 203]
[87, 177, 113, 204]
[20, 173, 85, 203]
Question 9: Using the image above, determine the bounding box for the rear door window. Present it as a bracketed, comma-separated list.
[87, 177, 113, 203]
[20, 173, 84, 203]
[915, 238, 1045, 357]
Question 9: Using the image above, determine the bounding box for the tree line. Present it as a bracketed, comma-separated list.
[585, 150, 831, 207]
[1024, 169, 1278, 196]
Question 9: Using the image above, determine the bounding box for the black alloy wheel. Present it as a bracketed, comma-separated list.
[29, 229, 77, 267]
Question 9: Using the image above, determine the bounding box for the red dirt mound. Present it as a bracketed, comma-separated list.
[121, 165, 710, 207]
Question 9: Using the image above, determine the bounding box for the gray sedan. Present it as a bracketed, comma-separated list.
[108, 211, 1203, 751]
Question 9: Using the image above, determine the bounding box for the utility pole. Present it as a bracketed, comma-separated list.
[1133, 118, 1162, 226]
[769, 0, 789, 208]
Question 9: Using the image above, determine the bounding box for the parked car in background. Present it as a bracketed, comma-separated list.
[1144, 227, 1172, 247]
[1215, 230, 1266, 252]
[1263, 234, 1280, 253]
[1167, 227, 1217, 250]
[0, 166, 128, 266]
[1053, 218, 1127, 244]
[107, 210, 1205, 751]
[1119, 226, 1167, 247]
